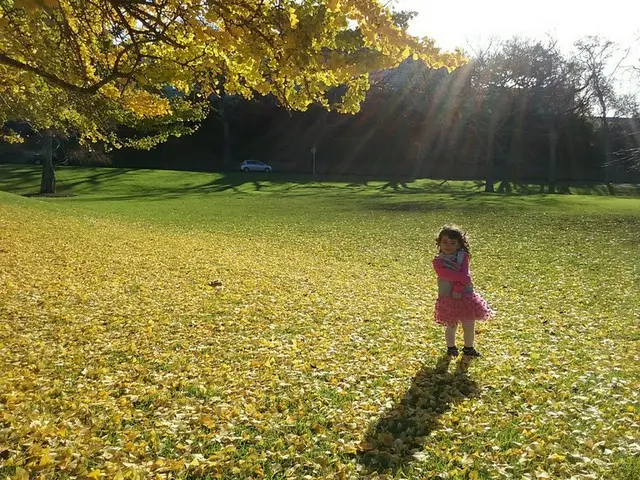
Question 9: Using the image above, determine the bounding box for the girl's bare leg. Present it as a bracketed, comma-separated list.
[445, 325, 457, 347]
[462, 319, 475, 348]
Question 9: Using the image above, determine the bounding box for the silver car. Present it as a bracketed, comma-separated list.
[240, 160, 272, 172]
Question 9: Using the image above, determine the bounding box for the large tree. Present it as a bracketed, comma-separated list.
[610, 36, 640, 172]
[459, 38, 590, 191]
[499, 38, 588, 192]
[0, 0, 465, 192]
[0, 64, 206, 191]
[574, 36, 630, 184]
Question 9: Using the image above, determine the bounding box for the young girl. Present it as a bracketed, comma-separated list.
[432, 225, 493, 357]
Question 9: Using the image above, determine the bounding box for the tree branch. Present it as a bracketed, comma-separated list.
[0, 52, 125, 94]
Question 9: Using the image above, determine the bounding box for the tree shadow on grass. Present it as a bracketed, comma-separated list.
[0, 166, 42, 192]
[356, 355, 479, 476]
[370, 195, 565, 214]
[381, 180, 411, 191]
[0, 165, 131, 196]
[3, 166, 637, 201]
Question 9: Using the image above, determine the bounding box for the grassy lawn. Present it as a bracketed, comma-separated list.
[0, 165, 639, 479]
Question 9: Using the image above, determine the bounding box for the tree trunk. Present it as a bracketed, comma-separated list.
[221, 112, 232, 168]
[547, 126, 558, 194]
[496, 143, 510, 192]
[484, 121, 496, 193]
[217, 82, 232, 168]
[210, 74, 232, 169]
[597, 97, 613, 189]
[603, 130, 611, 185]
[40, 130, 56, 194]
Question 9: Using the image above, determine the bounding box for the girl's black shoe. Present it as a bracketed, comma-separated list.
[462, 346, 481, 357]
[447, 346, 459, 357]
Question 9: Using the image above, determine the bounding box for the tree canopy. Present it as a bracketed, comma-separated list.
[0, 0, 466, 144]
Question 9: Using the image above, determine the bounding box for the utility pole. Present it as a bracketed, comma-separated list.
[311, 145, 317, 175]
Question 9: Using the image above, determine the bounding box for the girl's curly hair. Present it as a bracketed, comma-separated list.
[435, 224, 471, 255]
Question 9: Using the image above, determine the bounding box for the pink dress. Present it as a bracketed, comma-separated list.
[432, 251, 494, 327]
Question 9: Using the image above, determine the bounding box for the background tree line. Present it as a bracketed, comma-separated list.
[105, 36, 640, 188]
[2, 0, 463, 193]
[2, 34, 639, 188]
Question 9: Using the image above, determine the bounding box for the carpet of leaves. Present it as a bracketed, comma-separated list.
[1, 191, 639, 480]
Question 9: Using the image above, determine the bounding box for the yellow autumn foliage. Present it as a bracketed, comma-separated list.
[0, 0, 466, 141]
[0, 172, 639, 479]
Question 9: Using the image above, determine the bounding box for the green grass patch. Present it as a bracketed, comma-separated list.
[1, 165, 639, 479]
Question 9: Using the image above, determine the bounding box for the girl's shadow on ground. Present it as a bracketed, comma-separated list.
[357, 355, 479, 475]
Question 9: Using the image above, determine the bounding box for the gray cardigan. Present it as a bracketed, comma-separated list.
[436, 251, 474, 297]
